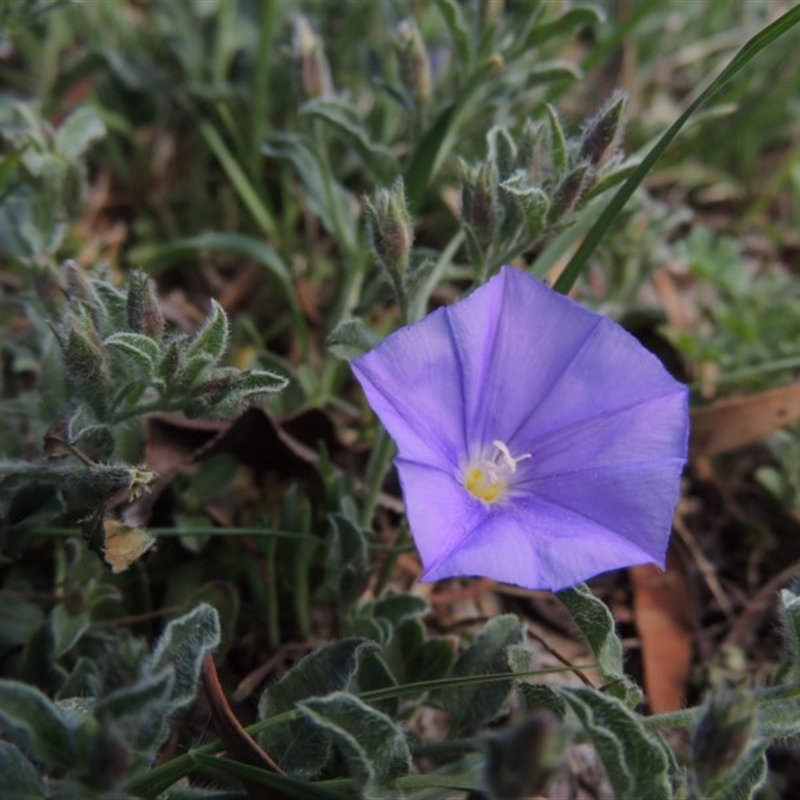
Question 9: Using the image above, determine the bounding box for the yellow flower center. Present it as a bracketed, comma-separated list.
[463, 440, 531, 505]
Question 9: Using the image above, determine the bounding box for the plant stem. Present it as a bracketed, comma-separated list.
[359, 426, 396, 531]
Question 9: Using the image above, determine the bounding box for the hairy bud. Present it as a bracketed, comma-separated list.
[461, 160, 499, 246]
[579, 91, 628, 166]
[363, 177, 414, 284]
[292, 15, 334, 100]
[395, 18, 432, 109]
[127, 269, 165, 341]
[483, 714, 559, 800]
[515, 119, 549, 184]
[480, 0, 504, 26]
[692, 685, 756, 790]
[63, 313, 108, 387]
[548, 162, 590, 223]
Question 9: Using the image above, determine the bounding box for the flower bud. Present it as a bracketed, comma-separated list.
[480, 0, 504, 26]
[363, 177, 414, 282]
[63, 313, 108, 386]
[483, 713, 559, 800]
[395, 18, 432, 110]
[692, 685, 756, 791]
[63, 260, 105, 329]
[127, 269, 165, 341]
[501, 172, 549, 238]
[547, 162, 590, 224]
[292, 15, 334, 101]
[579, 91, 628, 166]
[461, 160, 499, 246]
[515, 119, 549, 184]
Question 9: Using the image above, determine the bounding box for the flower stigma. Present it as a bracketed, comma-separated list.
[463, 440, 531, 504]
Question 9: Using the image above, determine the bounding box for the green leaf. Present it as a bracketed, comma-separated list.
[0, 595, 45, 658]
[513, 5, 604, 54]
[191, 753, 355, 800]
[104, 331, 160, 374]
[404, 58, 499, 210]
[557, 583, 639, 703]
[758, 692, 800, 739]
[560, 686, 672, 800]
[55, 106, 106, 161]
[0, 679, 75, 769]
[433, 0, 472, 69]
[435, 614, 525, 733]
[554, 4, 800, 294]
[300, 100, 397, 178]
[778, 588, 800, 680]
[94, 670, 174, 753]
[525, 59, 582, 87]
[51, 602, 91, 658]
[326, 317, 380, 362]
[198, 116, 278, 239]
[234, 368, 288, 396]
[0, 741, 45, 799]
[370, 593, 430, 628]
[262, 132, 357, 251]
[518, 684, 567, 720]
[701, 744, 768, 800]
[257, 638, 392, 777]
[325, 513, 370, 607]
[544, 104, 569, 179]
[389, 618, 453, 688]
[145, 603, 221, 713]
[300, 693, 411, 798]
[186, 300, 229, 364]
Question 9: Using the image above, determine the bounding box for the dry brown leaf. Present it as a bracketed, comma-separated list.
[630, 560, 694, 714]
[690, 382, 800, 457]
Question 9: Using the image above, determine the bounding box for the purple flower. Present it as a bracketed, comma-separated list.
[352, 266, 688, 591]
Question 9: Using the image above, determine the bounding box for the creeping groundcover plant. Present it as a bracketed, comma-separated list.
[353, 266, 689, 590]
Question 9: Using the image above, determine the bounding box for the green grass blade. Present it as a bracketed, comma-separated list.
[553, 5, 800, 295]
[198, 117, 278, 240]
[192, 754, 354, 800]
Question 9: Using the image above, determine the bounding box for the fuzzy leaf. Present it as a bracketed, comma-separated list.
[94, 670, 175, 753]
[327, 318, 380, 362]
[51, 603, 91, 658]
[435, 614, 526, 733]
[390, 618, 453, 687]
[300, 100, 397, 177]
[0, 741, 45, 798]
[299, 693, 411, 798]
[778, 588, 800, 679]
[521, 5, 604, 50]
[557, 583, 639, 703]
[758, 693, 800, 739]
[325, 513, 370, 607]
[370, 593, 430, 628]
[233, 368, 288, 397]
[560, 687, 672, 800]
[0, 680, 75, 769]
[257, 638, 392, 777]
[145, 603, 220, 713]
[518, 684, 567, 720]
[104, 331, 161, 373]
[186, 300, 229, 364]
[701, 744, 768, 800]
[544, 103, 569, 179]
[55, 106, 106, 161]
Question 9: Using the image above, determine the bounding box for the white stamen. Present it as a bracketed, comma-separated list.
[492, 440, 531, 473]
